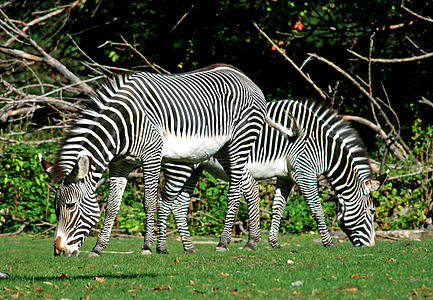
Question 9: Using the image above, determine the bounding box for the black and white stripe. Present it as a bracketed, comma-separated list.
[157, 99, 385, 253]
[44, 64, 268, 256]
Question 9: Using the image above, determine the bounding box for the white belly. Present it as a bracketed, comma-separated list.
[247, 159, 289, 180]
[162, 133, 230, 162]
[202, 157, 289, 181]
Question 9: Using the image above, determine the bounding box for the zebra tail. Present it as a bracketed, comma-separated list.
[265, 114, 301, 139]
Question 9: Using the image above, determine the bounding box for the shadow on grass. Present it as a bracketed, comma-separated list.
[8, 272, 159, 281]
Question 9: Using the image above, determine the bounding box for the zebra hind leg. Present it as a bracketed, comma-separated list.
[156, 163, 196, 254]
[268, 179, 294, 248]
[172, 166, 203, 253]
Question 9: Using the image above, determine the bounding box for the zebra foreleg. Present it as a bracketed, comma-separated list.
[240, 171, 261, 251]
[90, 165, 131, 257]
[300, 180, 335, 248]
[268, 179, 294, 248]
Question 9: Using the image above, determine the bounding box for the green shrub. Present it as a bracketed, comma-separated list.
[0, 142, 57, 233]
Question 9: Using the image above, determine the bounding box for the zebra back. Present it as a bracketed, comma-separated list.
[251, 99, 373, 184]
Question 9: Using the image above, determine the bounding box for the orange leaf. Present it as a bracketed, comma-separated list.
[93, 277, 105, 283]
[426, 292, 433, 297]
[220, 272, 230, 277]
[345, 287, 357, 292]
[174, 258, 180, 263]
[3, 287, 12, 291]
[292, 290, 301, 295]
[294, 21, 304, 31]
[58, 273, 68, 280]
[389, 258, 396, 261]
[363, 274, 370, 278]
[351, 274, 360, 278]
[34, 288, 43, 292]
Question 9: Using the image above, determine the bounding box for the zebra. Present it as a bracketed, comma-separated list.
[155, 99, 387, 253]
[39, 64, 279, 257]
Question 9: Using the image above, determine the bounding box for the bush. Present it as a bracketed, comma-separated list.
[0, 142, 57, 233]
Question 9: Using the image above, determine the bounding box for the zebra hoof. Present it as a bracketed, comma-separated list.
[142, 249, 153, 255]
[157, 248, 169, 254]
[215, 246, 229, 252]
[184, 248, 197, 254]
[324, 243, 336, 248]
[243, 241, 256, 251]
[88, 251, 101, 257]
[271, 243, 282, 249]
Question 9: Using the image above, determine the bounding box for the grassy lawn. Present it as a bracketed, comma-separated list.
[0, 233, 432, 299]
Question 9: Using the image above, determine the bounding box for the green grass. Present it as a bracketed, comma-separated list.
[1, 233, 432, 299]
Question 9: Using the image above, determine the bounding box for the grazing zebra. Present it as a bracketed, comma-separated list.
[156, 99, 387, 253]
[39, 64, 275, 257]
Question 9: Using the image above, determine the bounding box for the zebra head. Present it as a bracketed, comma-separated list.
[40, 154, 100, 257]
[336, 173, 387, 247]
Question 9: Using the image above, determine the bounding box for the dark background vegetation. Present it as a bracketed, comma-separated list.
[0, 0, 432, 237]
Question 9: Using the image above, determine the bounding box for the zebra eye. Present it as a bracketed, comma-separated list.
[65, 202, 76, 210]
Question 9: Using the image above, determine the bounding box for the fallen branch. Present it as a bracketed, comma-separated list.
[0, 136, 62, 144]
[0, 220, 29, 236]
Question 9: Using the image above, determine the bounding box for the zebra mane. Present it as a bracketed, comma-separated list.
[297, 99, 373, 181]
[50, 72, 134, 184]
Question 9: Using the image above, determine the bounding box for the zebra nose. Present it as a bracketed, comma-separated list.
[54, 236, 66, 256]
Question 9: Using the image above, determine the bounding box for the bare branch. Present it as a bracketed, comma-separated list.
[0, 45, 43, 61]
[401, 1, 433, 23]
[341, 115, 405, 161]
[0, 220, 29, 236]
[253, 22, 328, 100]
[348, 48, 433, 63]
[3, 1, 80, 47]
[0, 9, 94, 95]
[420, 97, 433, 108]
[0, 136, 62, 145]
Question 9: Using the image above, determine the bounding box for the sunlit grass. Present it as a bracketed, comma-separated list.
[1, 234, 432, 299]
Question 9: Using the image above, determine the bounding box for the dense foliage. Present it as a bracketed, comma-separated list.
[0, 0, 432, 236]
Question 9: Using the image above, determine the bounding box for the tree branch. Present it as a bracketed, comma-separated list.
[0, 9, 94, 95]
[253, 22, 328, 100]
[341, 115, 405, 161]
[401, 1, 433, 23]
[347, 48, 433, 63]
[419, 97, 433, 109]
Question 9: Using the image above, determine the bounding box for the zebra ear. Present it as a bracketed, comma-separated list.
[366, 172, 388, 192]
[39, 153, 54, 178]
[70, 154, 92, 183]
